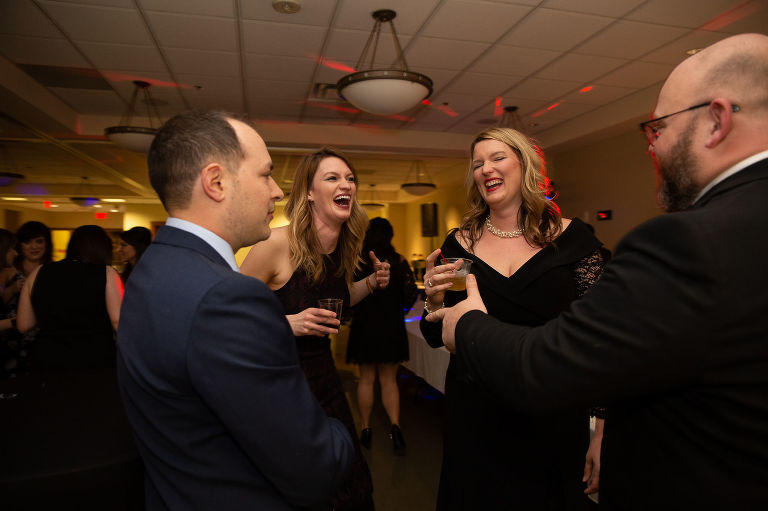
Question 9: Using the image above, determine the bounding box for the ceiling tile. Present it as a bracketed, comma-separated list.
[535, 53, 628, 82]
[240, 0, 336, 27]
[47, 88, 125, 115]
[505, 77, 584, 101]
[702, 0, 768, 34]
[421, 0, 533, 43]
[626, 0, 747, 28]
[499, 8, 614, 51]
[640, 30, 731, 64]
[334, 0, 441, 34]
[0, 35, 88, 67]
[146, 12, 237, 51]
[442, 72, 524, 96]
[174, 75, 241, 97]
[405, 38, 490, 71]
[141, 0, 234, 18]
[247, 79, 308, 101]
[469, 45, 561, 76]
[596, 61, 675, 88]
[186, 93, 244, 113]
[78, 42, 165, 72]
[575, 20, 689, 59]
[244, 54, 316, 82]
[250, 98, 305, 117]
[0, 0, 61, 38]
[163, 48, 239, 77]
[324, 28, 414, 68]
[41, 3, 151, 45]
[242, 20, 326, 58]
[540, 0, 645, 18]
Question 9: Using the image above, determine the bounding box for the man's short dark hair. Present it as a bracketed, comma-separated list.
[148, 110, 247, 211]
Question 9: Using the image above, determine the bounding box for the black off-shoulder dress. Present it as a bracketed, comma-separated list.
[420, 218, 605, 511]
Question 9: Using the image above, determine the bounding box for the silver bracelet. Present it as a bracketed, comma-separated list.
[424, 298, 444, 315]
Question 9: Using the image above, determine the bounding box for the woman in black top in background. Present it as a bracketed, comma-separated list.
[347, 217, 417, 453]
[117, 226, 152, 283]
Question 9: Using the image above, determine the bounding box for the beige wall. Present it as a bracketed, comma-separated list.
[549, 129, 663, 251]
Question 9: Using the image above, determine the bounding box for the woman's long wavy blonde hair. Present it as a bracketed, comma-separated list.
[285, 146, 368, 286]
[460, 127, 561, 251]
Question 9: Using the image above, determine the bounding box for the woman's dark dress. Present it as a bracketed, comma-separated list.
[346, 254, 413, 364]
[274, 250, 375, 511]
[420, 219, 605, 511]
[31, 261, 115, 370]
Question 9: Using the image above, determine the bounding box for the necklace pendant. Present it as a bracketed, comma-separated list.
[486, 216, 524, 238]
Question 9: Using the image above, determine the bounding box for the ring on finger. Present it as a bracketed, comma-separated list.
[427, 278, 433, 287]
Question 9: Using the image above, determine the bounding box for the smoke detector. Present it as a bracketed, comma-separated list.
[272, 0, 301, 14]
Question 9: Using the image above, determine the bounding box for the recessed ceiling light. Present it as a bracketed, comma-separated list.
[272, 0, 301, 14]
[101, 198, 126, 203]
[2, 197, 27, 201]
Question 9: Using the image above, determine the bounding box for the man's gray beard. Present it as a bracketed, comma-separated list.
[656, 124, 701, 212]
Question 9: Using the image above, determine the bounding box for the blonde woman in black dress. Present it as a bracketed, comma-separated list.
[421, 127, 606, 510]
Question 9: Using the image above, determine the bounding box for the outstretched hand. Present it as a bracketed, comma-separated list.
[369, 251, 390, 289]
[425, 274, 487, 353]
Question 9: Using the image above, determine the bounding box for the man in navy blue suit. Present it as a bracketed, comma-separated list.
[117, 110, 353, 510]
[428, 33, 768, 509]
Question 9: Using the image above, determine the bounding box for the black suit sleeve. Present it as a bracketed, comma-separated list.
[455, 214, 721, 414]
[186, 275, 353, 507]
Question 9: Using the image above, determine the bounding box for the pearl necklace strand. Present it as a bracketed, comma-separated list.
[485, 216, 524, 238]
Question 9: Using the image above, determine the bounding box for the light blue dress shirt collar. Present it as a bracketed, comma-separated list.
[165, 217, 240, 272]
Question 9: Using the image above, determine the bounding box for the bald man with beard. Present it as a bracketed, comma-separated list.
[427, 33, 768, 509]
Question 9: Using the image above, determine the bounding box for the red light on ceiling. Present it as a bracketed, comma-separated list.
[437, 105, 459, 117]
[546, 102, 561, 111]
[309, 103, 360, 114]
[579, 86, 593, 93]
[387, 114, 415, 122]
[43, 201, 51, 208]
[94, 212, 108, 220]
[531, 109, 547, 118]
[421, 99, 432, 106]
[316, 57, 356, 73]
[700, 1, 763, 30]
[494, 96, 503, 117]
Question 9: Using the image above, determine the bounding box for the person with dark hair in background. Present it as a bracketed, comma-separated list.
[4, 221, 53, 375]
[347, 217, 416, 454]
[17, 224, 122, 370]
[118, 111, 353, 510]
[421, 127, 606, 510]
[242, 146, 390, 511]
[0, 229, 21, 376]
[429, 33, 768, 509]
[117, 226, 152, 283]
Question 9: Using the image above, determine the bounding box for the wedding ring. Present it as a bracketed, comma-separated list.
[427, 278, 433, 287]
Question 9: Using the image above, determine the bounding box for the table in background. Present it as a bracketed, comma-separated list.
[402, 301, 450, 394]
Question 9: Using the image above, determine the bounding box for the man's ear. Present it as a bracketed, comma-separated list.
[704, 98, 736, 149]
[201, 163, 226, 202]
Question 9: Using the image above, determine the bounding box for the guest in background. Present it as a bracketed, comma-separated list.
[0, 229, 21, 376]
[17, 224, 122, 370]
[4, 221, 52, 375]
[420, 127, 607, 510]
[241, 146, 390, 511]
[118, 226, 152, 283]
[346, 217, 417, 453]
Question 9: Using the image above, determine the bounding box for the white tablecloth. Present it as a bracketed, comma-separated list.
[402, 301, 450, 394]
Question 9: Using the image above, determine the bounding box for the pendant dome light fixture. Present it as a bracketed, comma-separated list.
[401, 160, 436, 196]
[337, 10, 432, 115]
[104, 80, 162, 153]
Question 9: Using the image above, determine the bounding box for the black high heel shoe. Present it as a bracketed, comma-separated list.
[389, 424, 406, 454]
[360, 428, 372, 449]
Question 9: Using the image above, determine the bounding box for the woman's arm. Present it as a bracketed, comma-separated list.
[16, 266, 41, 333]
[240, 226, 288, 286]
[349, 251, 390, 306]
[105, 265, 124, 332]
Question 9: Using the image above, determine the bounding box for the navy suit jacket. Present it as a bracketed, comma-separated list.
[117, 226, 353, 510]
[455, 158, 768, 509]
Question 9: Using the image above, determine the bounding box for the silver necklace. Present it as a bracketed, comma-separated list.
[485, 216, 524, 238]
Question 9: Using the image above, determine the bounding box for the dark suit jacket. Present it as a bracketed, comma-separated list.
[455, 158, 768, 509]
[117, 226, 353, 511]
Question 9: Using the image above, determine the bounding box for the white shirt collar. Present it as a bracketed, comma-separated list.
[165, 217, 239, 272]
[694, 149, 768, 204]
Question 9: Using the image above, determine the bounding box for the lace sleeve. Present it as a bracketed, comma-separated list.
[572, 249, 606, 297]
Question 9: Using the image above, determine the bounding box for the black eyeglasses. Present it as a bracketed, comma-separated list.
[639, 101, 740, 145]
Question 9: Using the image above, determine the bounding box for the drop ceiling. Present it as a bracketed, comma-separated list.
[1, 0, 766, 211]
